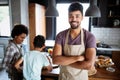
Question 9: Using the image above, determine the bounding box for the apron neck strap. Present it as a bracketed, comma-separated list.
[65, 28, 84, 45]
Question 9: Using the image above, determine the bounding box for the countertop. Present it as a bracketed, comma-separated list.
[41, 66, 120, 80]
[97, 45, 120, 51]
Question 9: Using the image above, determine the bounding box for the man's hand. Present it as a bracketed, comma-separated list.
[77, 56, 85, 61]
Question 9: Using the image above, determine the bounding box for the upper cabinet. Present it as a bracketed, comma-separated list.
[93, 0, 120, 28]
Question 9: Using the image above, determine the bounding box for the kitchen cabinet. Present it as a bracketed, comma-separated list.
[112, 51, 120, 70]
[93, 0, 120, 28]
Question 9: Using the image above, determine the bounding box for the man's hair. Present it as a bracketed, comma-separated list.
[33, 35, 45, 48]
[68, 2, 83, 15]
[11, 24, 28, 38]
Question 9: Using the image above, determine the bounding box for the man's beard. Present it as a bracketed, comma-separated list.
[71, 25, 79, 29]
[70, 21, 79, 29]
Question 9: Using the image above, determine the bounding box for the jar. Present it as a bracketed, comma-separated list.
[113, 19, 120, 26]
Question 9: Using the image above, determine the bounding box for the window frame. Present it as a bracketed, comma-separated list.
[0, 4, 12, 37]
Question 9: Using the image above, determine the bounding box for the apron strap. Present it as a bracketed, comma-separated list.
[65, 28, 84, 46]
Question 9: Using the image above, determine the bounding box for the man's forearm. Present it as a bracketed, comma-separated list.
[69, 60, 92, 70]
[52, 55, 84, 66]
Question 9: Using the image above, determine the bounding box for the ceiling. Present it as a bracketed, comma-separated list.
[0, 0, 89, 6]
[29, 0, 89, 7]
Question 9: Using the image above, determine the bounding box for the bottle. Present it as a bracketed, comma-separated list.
[109, 10, 113, 17]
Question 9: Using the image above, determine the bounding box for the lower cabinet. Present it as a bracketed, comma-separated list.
[112, 51, 120, 70]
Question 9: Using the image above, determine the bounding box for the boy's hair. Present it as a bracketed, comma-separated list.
[33, 35, 45, 48]
[68, 2, 83, 15]
[11, 24, 28, 38]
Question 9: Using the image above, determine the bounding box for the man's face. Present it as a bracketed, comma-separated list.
[69, 10, 83, 29]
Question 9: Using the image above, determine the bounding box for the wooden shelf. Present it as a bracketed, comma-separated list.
[108, 4, 120, 7]
[93, 0, 120, 28]
[108, 16, 120, 18]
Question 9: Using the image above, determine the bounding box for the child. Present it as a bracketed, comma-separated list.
[14, 35, 53, 80]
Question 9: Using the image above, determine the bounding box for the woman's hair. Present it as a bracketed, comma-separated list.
[33, 35, 45, 48]
[11, 24, 28, 38]
[68, 2, 83, 15]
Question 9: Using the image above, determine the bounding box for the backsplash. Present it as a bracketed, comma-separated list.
[91, 27, 120, 46]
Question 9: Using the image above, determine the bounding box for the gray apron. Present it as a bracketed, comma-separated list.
[59, 29, 88, 80]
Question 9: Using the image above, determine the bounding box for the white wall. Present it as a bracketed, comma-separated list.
[91, 26, 120, 46]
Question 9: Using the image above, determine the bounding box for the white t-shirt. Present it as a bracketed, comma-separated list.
[23, 50, 50, 80]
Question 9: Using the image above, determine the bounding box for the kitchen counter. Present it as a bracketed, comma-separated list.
[41, 66, 59, 80]
[41, 66, 120, 80]
[89, 66, 120, 80]
[97, 45, 120, 51]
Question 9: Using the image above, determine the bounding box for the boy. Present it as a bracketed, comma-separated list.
[15, 35, 52, 80]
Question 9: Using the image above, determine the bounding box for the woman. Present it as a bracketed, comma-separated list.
[2, 24, 28, 80]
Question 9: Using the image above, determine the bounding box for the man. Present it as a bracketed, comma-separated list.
[52, 2, 96, 80]
[2, 24, 28, 80]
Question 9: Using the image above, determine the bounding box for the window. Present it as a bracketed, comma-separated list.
[56, 3, 89, 35]
[0, 5, 11, 36]
[45, 3, 90, 47]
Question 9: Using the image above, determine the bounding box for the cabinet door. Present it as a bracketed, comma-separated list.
[112, 51, 120, 70]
